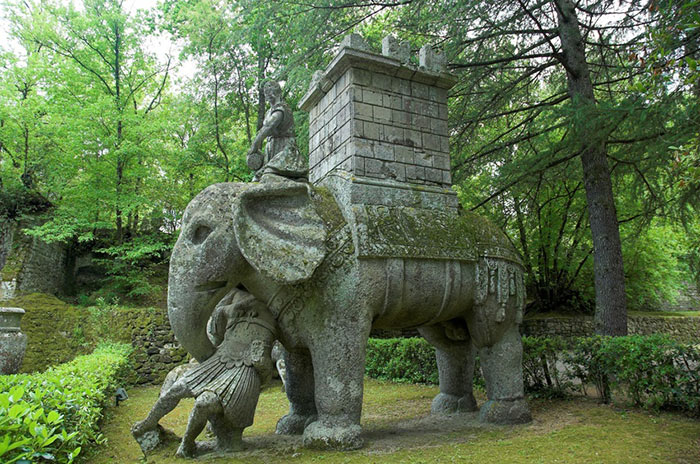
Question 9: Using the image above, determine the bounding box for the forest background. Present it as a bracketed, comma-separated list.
[0, 0, 698, 335]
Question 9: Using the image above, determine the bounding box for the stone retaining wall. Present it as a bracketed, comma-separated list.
[0, 220, 13, 271]
[17, 236, 66, 295]
[1, 221, 68, 300]
[521, 315, 700, 342]
[104, 307, 189, 385]
[5, 293, 187, 385]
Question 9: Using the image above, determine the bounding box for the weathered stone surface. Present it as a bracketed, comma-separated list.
[0, 307, 27, 374]
[382, 35, 410, 63]
[340, 33, 370, 51]
[1, 219, 69, 300]
[134, 290, 276, 459]
[167, 180, 530, 450]
[419, 44, 447, 73]
[522, 314, 700, 342]
[301, 42, 456, 193]
[246, 81, 308, 181]
[165, 32, 530, 454]
[0, 220, 13, 273]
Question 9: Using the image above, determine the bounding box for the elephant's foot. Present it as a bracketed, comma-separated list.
[302, 421, 363, 450]
[276, 413, 317, 435]
[479, 398, 532, 425]
[431, 392, 478, 415]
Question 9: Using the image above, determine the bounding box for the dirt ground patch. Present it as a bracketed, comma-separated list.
[88, 379, 700, 463]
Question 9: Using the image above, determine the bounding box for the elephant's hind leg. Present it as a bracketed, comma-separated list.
[419, 322, 478, 414]
[476, 324, 532, 424]
[276, 348, 317, 435]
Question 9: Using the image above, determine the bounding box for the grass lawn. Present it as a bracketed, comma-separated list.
[89, 379, 700, 464]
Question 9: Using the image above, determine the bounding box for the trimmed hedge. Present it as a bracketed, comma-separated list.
[366, 338, 439, 384]
[366, 335, 700, 416]
[0, 343, 132, 463]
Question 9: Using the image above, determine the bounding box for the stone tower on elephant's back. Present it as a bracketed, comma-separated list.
[300, 34, 458, 211]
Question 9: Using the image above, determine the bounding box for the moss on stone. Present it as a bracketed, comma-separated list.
[4, 292, 187, 383]
[1, 241, 27, 280]
[312, 186, 347, 232]
[5, 293, 97, 372]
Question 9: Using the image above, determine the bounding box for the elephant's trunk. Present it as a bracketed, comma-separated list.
[167, 238, 235, 362]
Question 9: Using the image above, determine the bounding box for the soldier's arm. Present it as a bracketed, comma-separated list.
[247, 110, 283, 157]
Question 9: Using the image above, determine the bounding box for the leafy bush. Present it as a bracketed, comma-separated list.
[621, 223, 692, 310]
[94, 234, 171, 301]
[563, 335, 613, 401]
[564, 335, 700, 414]
[366, 335, 700, 415]
[0, 343, 132, 463]
[366, 338, 439, 384]
[0, 184, 52, 219]
[521, 336, 571, 398]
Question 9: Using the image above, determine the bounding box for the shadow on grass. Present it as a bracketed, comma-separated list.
[88, 378, 700, 464]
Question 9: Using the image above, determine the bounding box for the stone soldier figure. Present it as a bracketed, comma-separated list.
[131, 289, 277, 458]
[246, 80, 307, 181]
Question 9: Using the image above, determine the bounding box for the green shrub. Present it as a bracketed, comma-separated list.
[0, 343, 132, 463]
[365, 335, 700, 416]
[521, 336, 571, 398]
[366, 338, 439, 384]
[565, 335, 700, 414]
[564, 335, 613, 401]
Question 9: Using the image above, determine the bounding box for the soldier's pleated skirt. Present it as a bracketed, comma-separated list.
[184, 354, 260, 427]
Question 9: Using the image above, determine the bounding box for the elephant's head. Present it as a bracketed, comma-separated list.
[168, 181, 328, 361]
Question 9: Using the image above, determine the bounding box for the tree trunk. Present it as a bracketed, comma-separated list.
[114, 22, 123, 243]
[554, 0, 627, 335]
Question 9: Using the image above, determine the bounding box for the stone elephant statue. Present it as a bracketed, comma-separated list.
[168, 180, 531, 450]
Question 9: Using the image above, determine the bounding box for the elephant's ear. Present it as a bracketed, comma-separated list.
[233, 181, 327, 284]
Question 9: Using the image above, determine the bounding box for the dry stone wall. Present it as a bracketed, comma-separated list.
[0, 221, 16, 300]
[0, 220, 68, 300]
[0, 220, 13, 271]
[105, 307, 189, 385]
[17, 236, 66, 295]
[521, 315, 700, 343]
[5, 293, 187, 385]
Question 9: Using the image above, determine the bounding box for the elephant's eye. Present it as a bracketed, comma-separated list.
[192, 225, 212, 245]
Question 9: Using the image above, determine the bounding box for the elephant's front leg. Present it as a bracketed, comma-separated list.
[302, 320, 369, 450]
[276, 348, 317, 435]
[476, 324, 532, 424]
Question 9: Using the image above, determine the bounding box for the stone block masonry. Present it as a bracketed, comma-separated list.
[301, 34, 457, 209]
[1, 219, 68, 300]
[5, 293, 188, 385]
[521, 314, 700, 343]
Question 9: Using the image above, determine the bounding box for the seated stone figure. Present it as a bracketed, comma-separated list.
[131, 289, 277, 458]
[246, 80, 308, 182]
